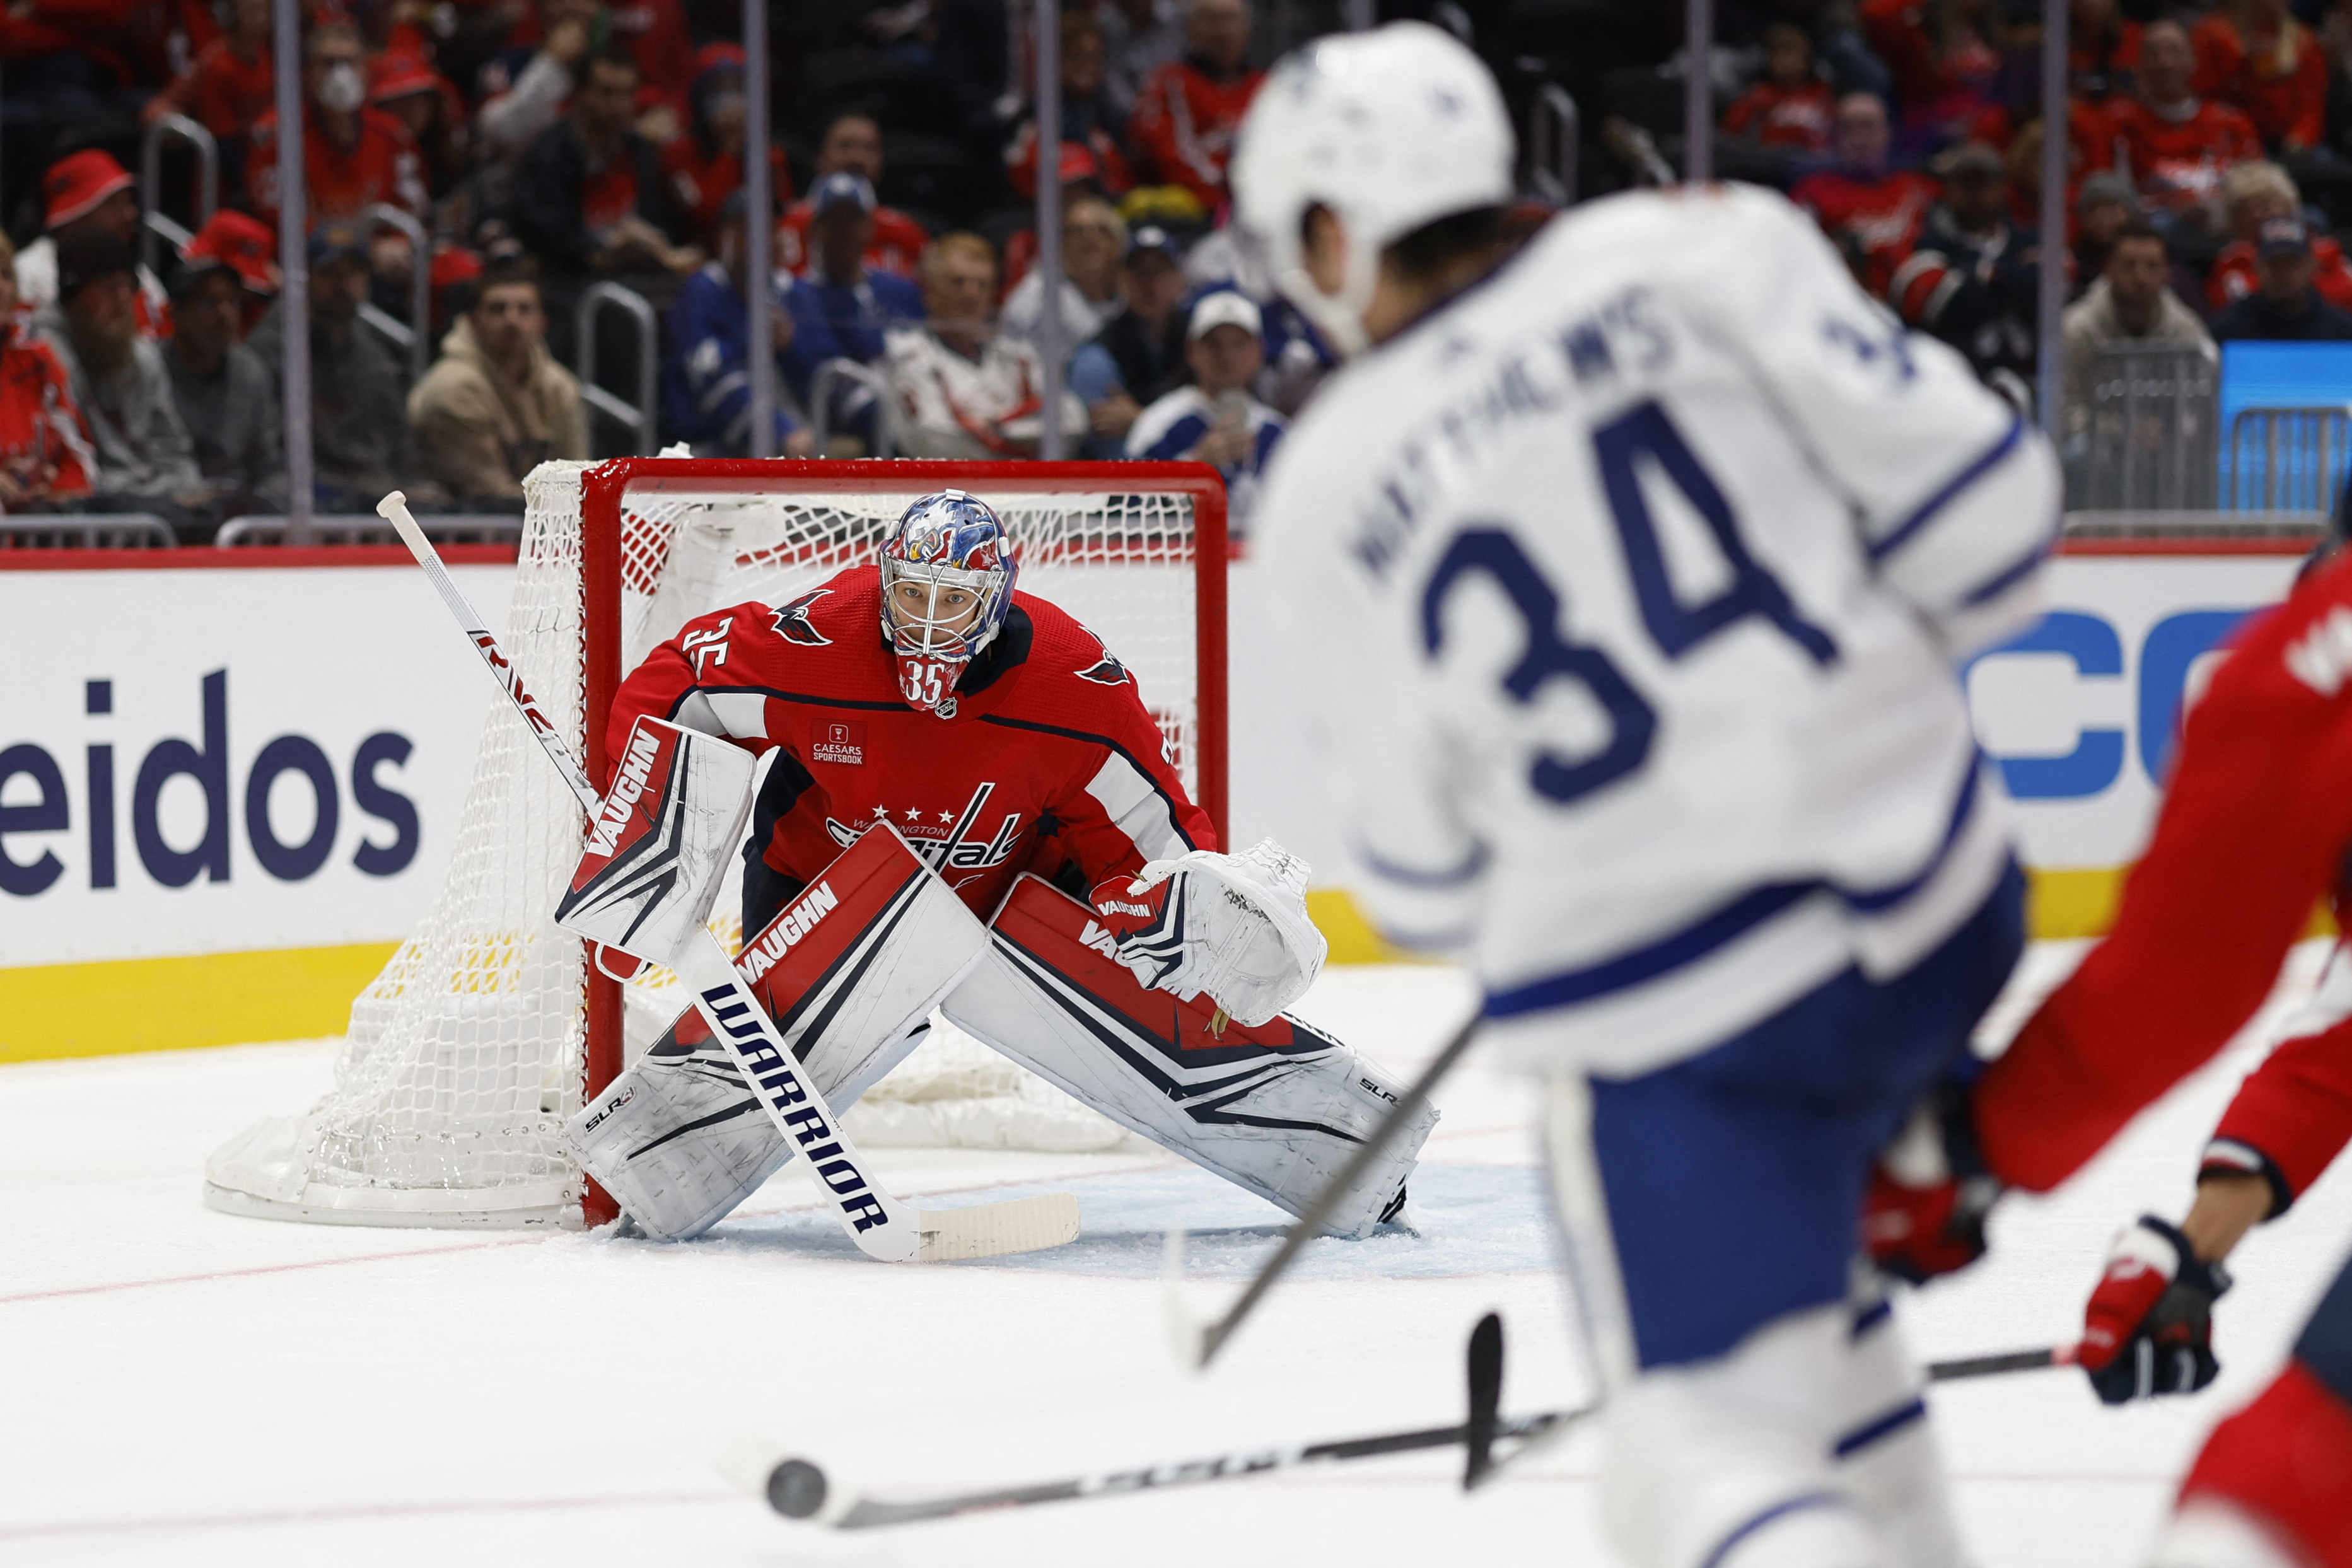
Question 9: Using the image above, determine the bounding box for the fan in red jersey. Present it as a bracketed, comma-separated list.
[1721, 23, 1836, 154]
[2104, 19, 2263, 218]
[1791, 91, 1941, 296]
[574, 489, 1431, 1246]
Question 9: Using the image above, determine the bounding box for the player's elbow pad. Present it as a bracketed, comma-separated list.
[1875, 419, 2062, 662]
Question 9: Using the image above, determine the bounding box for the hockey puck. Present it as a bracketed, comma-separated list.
[766, 1458, 829, 1519]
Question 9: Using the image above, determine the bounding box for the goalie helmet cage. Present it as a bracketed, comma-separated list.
[201, 456, 1227, 1231]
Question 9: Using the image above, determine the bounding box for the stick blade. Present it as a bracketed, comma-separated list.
[1464, 1312, 1503, 1490]
[915, 1192, 1079, 1262]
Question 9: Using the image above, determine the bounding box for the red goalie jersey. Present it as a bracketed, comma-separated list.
[606, 563, 1215, 923]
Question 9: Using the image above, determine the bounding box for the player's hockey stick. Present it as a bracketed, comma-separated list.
[1455, 1316, 2072, 1495]
[725, 1313, 1597, 1529]
[1168, 1007, 1483, 1370]
[1924, 1344, 2075, 1380]
[376, 491, 1078, 1263]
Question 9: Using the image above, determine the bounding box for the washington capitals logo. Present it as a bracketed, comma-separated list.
[1075, 632, 1129, 687]
[770, 589, 833, 646]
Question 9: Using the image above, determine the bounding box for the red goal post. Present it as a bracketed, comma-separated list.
[573, 458, 1230, 1216]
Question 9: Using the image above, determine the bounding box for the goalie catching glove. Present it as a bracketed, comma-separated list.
[1089, 838, 1329, 1028]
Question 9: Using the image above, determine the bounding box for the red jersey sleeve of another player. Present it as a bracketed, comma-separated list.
[1976, 552, 2352, 1191]
[2204, 1006, 2352, 1219]
[993, 598, 1215, 895]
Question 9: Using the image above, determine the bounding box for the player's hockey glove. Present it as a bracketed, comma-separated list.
[1862, 1078, 2003, 1283]
[1088, 839, 1329, 1028]
[2077, 1215, 2232, 1405]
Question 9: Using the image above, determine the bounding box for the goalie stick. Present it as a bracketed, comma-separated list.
[376, 491, 1078, 1264]
[1168, 1007, 1482, 1369]
[723, 1313, 1597, 1530]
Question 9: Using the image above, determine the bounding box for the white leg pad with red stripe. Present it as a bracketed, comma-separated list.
[566, 824, 988, 1240]
[941, 874, 1433, 1238]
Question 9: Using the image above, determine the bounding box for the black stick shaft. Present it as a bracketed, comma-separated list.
[1196, 1009, 1482, 1368]
[823, 1410, 1573, 1529]
[1925, 1346, 2069, 1381]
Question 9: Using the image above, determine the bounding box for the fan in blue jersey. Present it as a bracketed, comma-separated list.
[1233, 23, 2061, 1568]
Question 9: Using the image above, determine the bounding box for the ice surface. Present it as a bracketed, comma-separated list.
[3, 953, 2348, 1567]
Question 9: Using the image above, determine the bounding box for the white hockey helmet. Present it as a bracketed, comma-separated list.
[1230, 21, 1514, 356]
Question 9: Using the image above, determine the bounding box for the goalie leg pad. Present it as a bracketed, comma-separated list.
[942, 875, 1431, 1237]
[566, 824, 987, 1240]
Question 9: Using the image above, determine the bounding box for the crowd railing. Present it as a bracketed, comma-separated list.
[575, 281, 660, 455]
[139, 114, 219, 280]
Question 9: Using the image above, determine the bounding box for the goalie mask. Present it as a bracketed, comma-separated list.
[878, 490, 1020, 716]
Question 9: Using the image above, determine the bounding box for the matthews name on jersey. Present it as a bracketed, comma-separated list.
[1257, 182, 2059, 1077]
[606, 562, 1214, 921]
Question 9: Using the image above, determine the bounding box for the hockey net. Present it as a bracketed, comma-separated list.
[204, 458, 1226, 1228]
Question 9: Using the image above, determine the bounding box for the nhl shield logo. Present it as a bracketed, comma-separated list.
[771, 589, 833, 646]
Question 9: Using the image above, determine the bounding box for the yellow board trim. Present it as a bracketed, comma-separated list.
[1311, 869, 2332, 964]
[5, 870, 2332, 1064]
[0, 942, 397, 1064]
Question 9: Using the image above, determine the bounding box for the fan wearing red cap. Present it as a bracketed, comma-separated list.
[143, 0, 274, 146]
[661, 42, 793, 249]
[13, 149, 171, 337]
[776, 111, 933, 279]
[371, 49, 470, 203]
[0, 229, 96, 510]
[162, 241, 282, 515]
[30, 226, 204, 517]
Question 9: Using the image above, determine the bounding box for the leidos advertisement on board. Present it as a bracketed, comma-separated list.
[0, 548, 2319, 987]
[0, 561, 514, 968]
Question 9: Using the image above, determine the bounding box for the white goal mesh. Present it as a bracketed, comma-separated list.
[204, 460, 1214, 1227]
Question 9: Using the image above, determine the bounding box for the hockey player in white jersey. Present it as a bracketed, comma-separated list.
[1234, 25, 2058, 1568]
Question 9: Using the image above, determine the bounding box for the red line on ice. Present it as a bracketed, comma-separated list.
[0, 1236, 542, 1305]
[0, 1491, 733, 1542]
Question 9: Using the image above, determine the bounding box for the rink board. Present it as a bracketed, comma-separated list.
[0, 538, 2312, 1058]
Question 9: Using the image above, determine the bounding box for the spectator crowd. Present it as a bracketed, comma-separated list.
[0, 0, 1311, 538]
[17, 0, 2352, 538]
[1715, 0, 2352, 461]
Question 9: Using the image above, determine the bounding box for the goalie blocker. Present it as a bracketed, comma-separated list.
[574, 856, 1429, 1244]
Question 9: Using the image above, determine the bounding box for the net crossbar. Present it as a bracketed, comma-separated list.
[204, 458, 1225, 1228]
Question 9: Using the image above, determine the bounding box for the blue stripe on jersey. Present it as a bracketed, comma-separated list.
[1482, 760, 1982, 1019]
[1868, 413, 2027, 564]
[1361, 837, 1491, 888]
[1959, 525, 2059, 608]
[1831, 1397, 1927, 1459]
[1483, 879, 1815, 1016]
[1697, 1494, 1848, 1568]
[1841, 760, 1978, 914]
